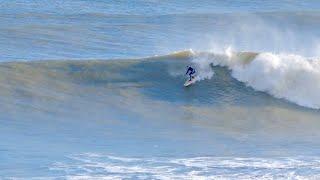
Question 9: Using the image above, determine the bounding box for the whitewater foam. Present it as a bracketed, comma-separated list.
[232, 53, 320, 109]
[47, 153, 320, 180]
[191, 49, 320, 109]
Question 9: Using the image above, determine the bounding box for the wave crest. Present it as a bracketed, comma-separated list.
[1, 49, 319, 109]
[191, 49, 320, 109]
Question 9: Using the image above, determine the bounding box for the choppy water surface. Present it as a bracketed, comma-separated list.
[1, 0, 320, 179]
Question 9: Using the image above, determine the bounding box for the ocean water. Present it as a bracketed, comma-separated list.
[1, 0, 320, 179]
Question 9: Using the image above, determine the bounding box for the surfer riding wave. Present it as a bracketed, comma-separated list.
[186, 66, 196, 81]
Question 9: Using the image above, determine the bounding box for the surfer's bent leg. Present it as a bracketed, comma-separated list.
[189, 70, 195, 80]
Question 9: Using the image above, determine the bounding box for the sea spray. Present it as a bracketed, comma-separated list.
[191, 53, 215, 81]
[191, 49, 320, 109]
[232, 53, 320, 109]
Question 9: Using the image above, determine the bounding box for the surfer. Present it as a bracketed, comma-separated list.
[186, 66, 196, 81]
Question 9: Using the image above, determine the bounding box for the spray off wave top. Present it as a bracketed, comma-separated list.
[188, 49, 320, 109]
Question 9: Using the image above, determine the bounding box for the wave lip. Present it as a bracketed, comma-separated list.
[231, 52, 320, 109]
[189, 49, 320, 109]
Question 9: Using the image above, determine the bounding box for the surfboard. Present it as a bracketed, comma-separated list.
[184, 76, 196, 87]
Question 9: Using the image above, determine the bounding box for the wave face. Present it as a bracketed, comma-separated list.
[0, 50, 319, 111]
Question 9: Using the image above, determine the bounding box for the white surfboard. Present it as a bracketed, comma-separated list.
[184, 76, 196, 87]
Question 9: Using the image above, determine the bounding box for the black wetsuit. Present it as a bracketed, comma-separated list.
[186, 67, 196, 81]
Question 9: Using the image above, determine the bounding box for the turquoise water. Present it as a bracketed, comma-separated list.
[1, 1, 320, 179]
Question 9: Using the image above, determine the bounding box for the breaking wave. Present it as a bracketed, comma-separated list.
[1, 48, 320, 109]
[187, 49, 320, 109]
[147, 48, 320, 109]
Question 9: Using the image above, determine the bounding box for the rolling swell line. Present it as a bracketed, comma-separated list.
[0, 49, 319, 109]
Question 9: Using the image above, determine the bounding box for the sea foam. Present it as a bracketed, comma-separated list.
[192, 49, 320, 109]
[48, 153, 320, 180]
